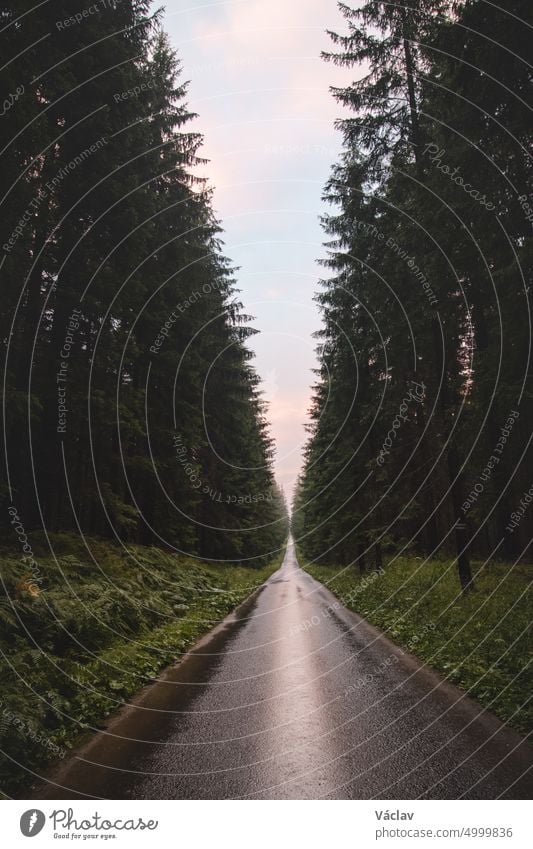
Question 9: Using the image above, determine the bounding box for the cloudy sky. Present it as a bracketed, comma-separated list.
[163, 0, 354, 500]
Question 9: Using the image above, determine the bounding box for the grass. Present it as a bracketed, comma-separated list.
[0, 533, 284, 796]
[301, 553, 532, 736]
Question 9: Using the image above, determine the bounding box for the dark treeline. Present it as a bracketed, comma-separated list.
[0, 1, 287, 562]
[292, 0, 532, 588]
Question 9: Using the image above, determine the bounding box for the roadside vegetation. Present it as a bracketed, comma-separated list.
[301, 554, 532, 735]
[0, 534, 284, 797]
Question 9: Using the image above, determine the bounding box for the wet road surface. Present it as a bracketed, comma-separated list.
[33, 541, 532, 799]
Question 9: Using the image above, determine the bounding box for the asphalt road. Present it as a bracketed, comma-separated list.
[34, 540, 532, 799]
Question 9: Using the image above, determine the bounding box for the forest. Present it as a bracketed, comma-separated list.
[0, 0, 288, 562]
[292, 0, 533, 593]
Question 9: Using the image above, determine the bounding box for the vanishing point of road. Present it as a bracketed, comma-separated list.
[34, 540, 532, 799]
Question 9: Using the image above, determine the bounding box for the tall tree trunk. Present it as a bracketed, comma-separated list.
[432, 320, 474, 592]
[447, 440, 474, 593]
[357, 538, 367, 573]
[400, 1, 422, 172]
[373, 539, 383, 572]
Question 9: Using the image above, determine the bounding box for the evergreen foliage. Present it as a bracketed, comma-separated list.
[293, 0, 532, 589]
[0, 1, 288, 560]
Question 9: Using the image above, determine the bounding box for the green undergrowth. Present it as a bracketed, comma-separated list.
[0, 533, 284, 796]
[301, 553, 532, 736]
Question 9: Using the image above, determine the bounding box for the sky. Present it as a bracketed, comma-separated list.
[163, 0, 354, 501]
